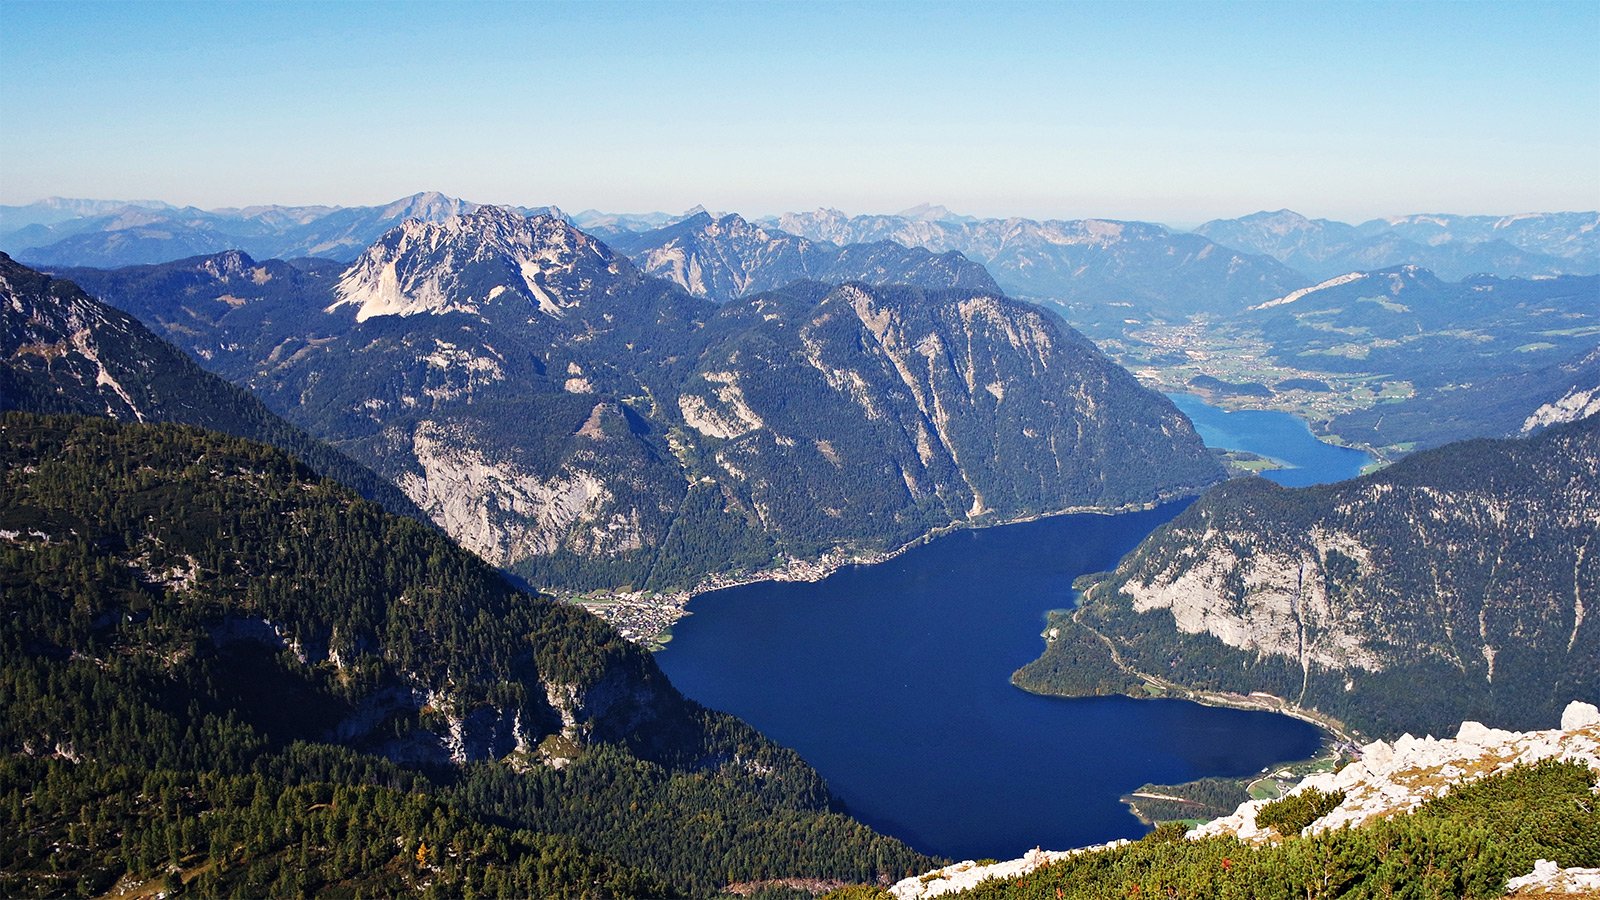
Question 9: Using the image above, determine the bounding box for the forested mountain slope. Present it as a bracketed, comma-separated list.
[1236, 265, 1599, 389]
[1327, 343, 1600, 453]
[1018, 414, 1600, 739]
[0, 252, 425, 522]
[0, 413, 931, 896]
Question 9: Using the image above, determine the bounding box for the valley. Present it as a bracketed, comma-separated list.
[1068, 271, 1599, 461]
[3, 193, 1596, 897]
[6, 2, 1599, 894]
[1097, 318, 1418, 440]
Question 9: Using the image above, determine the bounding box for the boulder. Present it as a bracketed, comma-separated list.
[1560, 700, 1599, 731]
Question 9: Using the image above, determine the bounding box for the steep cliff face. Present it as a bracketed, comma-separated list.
[1521, 347, 1600, 433]
[327, 206, 622, 321]
[1061, 414, 1600, 738]
[57, 209, 1225, 597]
[2, 251, 159, 420]
[679, 283, 1222, 555]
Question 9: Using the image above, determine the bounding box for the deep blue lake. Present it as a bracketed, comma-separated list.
[1168, 392, 1374, 487]
[656, 395, 1358, 861]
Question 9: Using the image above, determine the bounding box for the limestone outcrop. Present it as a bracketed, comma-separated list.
[1191, 700, 1600, 843]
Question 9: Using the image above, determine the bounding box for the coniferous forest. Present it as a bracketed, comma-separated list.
[0, 413, 933, 897]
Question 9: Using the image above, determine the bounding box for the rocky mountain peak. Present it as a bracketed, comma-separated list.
[382, 190, 476, 221]
[197, 249, 259, 280]
[704, 211, 765, 238]
[897, 203, 967, 222]
[327, 206, 627, 322]
[1241, 208, 1318, 232]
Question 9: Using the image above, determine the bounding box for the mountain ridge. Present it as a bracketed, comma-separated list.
[775, 208, 1308, 315]
[609, 209, 999, 303]
[53, 209, 1225, 625]
[0, 251, 427, 522]
[1017, 413, 1600, 740]
[1196, 208, 1599, 280]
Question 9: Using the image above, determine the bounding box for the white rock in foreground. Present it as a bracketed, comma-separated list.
[1505, 858, 1600, 895]
[888, 843, 1128, 900]
[1561, 700, 1599, 731]
[1191, 699, 1600, 843]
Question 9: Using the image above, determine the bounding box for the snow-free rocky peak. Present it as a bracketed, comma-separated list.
[328, 205, 625, 321]
[377, 189, 477, 222]
[616, 211, 1001, 303]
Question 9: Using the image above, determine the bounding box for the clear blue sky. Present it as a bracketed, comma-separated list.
[3, 0, 1597, 223]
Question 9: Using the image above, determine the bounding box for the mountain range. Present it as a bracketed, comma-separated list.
[13, 192, 1596, 330]
[2, 192, 551, 268]
[1195, 208, 1600, 281]
[53, 206, 1224, 598]
[773, 208, 1307, 315]
[7, 195, 1304, 321]
[608, 210, 998, 303]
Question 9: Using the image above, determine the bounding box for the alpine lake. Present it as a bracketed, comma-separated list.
[656, 394, 1373, 861]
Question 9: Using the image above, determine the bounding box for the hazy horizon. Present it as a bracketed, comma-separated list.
[4, 1, 1597, 223]
[8, 190, 1600, 233]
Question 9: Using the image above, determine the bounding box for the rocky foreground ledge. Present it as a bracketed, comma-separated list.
[891, 700, 1600, 900]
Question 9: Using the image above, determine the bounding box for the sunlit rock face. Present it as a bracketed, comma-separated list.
[1079, 413, 1600, 738]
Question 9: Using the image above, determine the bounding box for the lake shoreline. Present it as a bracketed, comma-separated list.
[574, 485, 1210, 648]
[649, 394, 1388, 859]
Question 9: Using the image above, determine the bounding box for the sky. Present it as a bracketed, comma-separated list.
[2, 0, 1597, 225]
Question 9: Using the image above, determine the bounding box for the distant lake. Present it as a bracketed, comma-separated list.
[1167, 392, 1374, 487]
